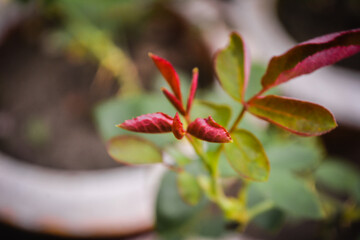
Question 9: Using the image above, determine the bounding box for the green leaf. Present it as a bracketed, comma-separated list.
[177, 172, 202, 206]
[315, 159, 360, 202]
[247, 95, 337, 136]
[254, 169, 324, 219]
[191, 100, 231, 128]
[224, 129, 269, 182]
[218, 153, 238, 178]
[215, 32, 249, 102]
[266, 138, 323, 172]
[156, 172, 226, 240]
[107, 136, 162, 164]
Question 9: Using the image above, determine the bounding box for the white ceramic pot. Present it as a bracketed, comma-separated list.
[0, 151, 165, 237]
[0, 1, 167, 237]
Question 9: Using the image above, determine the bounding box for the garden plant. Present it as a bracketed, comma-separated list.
[106, 29, 360, 238]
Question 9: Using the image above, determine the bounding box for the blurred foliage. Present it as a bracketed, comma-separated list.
[156, 171, 227, 240]
[38, 0, 169, 95]
[316, 158, 360, 203]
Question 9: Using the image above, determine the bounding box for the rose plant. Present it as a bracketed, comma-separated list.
[106, 29, 360, 238]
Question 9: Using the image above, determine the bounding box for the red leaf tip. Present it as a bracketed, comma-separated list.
[187, 116, 232, 143]
[149, 53, 183, 102]
[186, 67, 199, 114]
[172, 113, 186, 140]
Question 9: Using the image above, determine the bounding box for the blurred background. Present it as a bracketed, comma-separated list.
[0, 0, 359, 239]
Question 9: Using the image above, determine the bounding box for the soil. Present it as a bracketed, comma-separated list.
[277, 0, 360, 72]
[0, 29, 120, 169]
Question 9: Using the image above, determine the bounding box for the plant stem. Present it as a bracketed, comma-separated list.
[247, 87, 268, 104]
[229, 106, 246, 133]
[185, 134, 212, 173]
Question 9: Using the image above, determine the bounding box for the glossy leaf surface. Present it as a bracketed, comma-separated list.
[149, 53, 182, 101]
[191, 100, 231, 128]
[177, 172, 202, 206]
[117, 112, 173, 133]
[247, 95, 337, 136]
[224, 129, 269, 181]
[162, 88, 186, 115]
[186, 68, 199, 114]
[187, 117, 232, 143]
[172, 113, 185, 140]
[261, 29, 360, 89]
[107, 136, 162, 164]
[215, 32, 250, 102]
[254, 169, 323, 219]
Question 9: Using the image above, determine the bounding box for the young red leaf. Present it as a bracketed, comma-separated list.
[161, 88, 186, 115]
[214, 32, 250, 102]
[187, 116, 232, 143]
[261, 29, 360, 90]
[172, 113, 185, 140]
[149, 53, 183, 102]
[247, 95, 337, 136]
[186, 68, 199, 114]
[117, 112, 173, 133]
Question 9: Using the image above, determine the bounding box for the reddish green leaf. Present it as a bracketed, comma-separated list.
[117, 112, 173, 133]
[162, 88, 186, 115]
[149, 53, 183, 102]
[247, 95, 337, 136]
[172, 113, 185, 140]
[187, 116, 232, 143]
[186, 68, 199, 114]
[107, 136, 162, 164]
[215, 32, 250, 102]
[262, 29, 360, 90]
[224, 129, 269, 181]
[177, 172, 202, 206]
